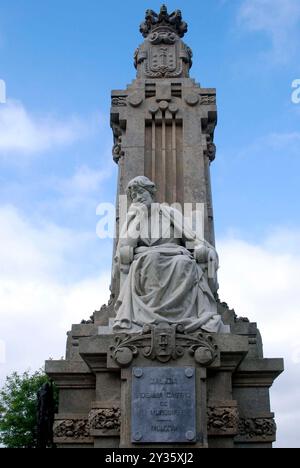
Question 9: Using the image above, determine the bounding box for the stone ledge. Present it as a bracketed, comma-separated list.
[45, 360, 95, 389]
[45, 360, 91, 374]
[55, 413, 88, 420]
[71, 323, 98, 336]
[54, 437, 94, 444]
[233, 359, 284, 387]
[237, 358, 284, 373]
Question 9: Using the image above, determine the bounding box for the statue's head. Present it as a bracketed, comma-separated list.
[127, 176, 156, 207]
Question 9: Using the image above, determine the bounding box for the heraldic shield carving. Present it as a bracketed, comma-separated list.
[148, 44, 177, 76]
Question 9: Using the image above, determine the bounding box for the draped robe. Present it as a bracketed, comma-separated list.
[113, 203, 229, 333]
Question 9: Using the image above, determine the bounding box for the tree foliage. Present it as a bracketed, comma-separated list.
[0, 370, 56, 448]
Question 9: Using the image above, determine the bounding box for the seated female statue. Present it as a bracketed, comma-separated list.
[113, 176, 229, 334]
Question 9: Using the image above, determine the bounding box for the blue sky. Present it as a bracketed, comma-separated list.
[1, 0, 300, 447]
[1, 0, 299, 240]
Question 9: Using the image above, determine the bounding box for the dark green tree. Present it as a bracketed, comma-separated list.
[0, 370, 57, 448]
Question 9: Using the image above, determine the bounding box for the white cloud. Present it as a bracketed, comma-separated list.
[238, 0, 300, 64]
[263, 132, 300, 151]
[59, 164, 113, 194]
[0, 205, 110, 385]
[237, 131, 300, 158]
[49, 160, 115, 218]
[0, 100, 91, 156]
[0, 79, 6, 104]
[0, 205, 97, 280]
[219, 233, 300, 341]
[218, 229, 300, 448]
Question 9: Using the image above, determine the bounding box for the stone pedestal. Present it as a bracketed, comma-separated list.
[45, 317, 283, 448]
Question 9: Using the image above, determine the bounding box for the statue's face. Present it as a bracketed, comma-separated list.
[131, 186, 153, 207]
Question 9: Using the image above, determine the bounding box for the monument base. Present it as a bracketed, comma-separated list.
[46, 306, 283, 448]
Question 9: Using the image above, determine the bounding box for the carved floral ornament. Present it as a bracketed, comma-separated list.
[207, 406, 239, 435]
[53, 408, 121, 440]
[237, 417, 276, 441]
[110, 322, 219, 367]
[149, 31, 177, 45]
[54, 419, 90, 440]
[89, 408, 121, 432]
[53, 408, 275, 442]
[207, 409, 276, 441]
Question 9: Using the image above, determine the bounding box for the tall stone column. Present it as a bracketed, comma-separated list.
[110, 6, 218, 299]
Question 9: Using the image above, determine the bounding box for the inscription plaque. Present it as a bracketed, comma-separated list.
[131, 367, 196, 444]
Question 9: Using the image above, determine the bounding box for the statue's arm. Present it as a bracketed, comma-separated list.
[113, 208, 140, 276]
[194, 243, 219, 294]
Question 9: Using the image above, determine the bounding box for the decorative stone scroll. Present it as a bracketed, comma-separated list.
[110, 322, 219, 367]
[111, 96, 127, 107]
[112, 136, 124, 163]
[200, 95, 216, 105]
[205, 135, 216, 162]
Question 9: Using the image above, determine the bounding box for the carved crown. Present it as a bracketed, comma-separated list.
[140, 4, 188, 38]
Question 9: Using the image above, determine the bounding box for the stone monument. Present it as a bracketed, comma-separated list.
[46, 5, 284, 448]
